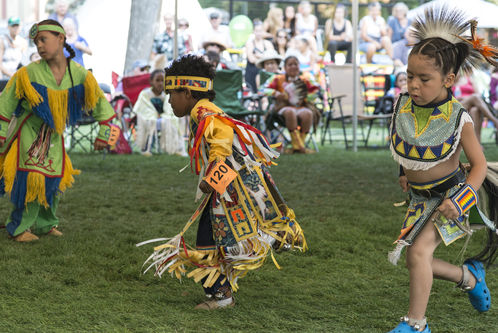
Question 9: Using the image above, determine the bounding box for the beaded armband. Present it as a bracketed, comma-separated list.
[450, 184, 478, 217]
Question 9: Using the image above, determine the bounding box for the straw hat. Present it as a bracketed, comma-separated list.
[202, 37, 228, 52]
[256, 50, 283, 68]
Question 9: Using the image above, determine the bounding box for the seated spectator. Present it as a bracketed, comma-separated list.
[263, 7, 284, 42]
[392, 27, 416, 68]
[133, 69, 186, 156]
[386, 71, 407, 101]
[295, 1, 318, 38]
[489, 67, 498, 109]
[203, 50, 220, 70]
[274, 28, 289, 57]
[198, 11, 233, 50]
[286, 36, 316, 73]
[201, 37, 236, 70]
[63, 18, 92, 67]
[263, 55, 319, 154]
[454, 74, 498, 144]
[0, 17, 28, 79]
[48, 0, 79, 30]
[359, 2, 393, 64]
[255, 49, 282, 89]
[295, 1, 318, 60]
[387, 2, 411, 44]
[324, 3, 353, 63]
[151, 14, 186, 63]
[178, 18, 194, 53]
[245, 21, 275, 92]
[283, 5, 297, 39]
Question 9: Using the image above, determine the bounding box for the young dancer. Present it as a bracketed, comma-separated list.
[388, 7, 498, 332]
[138, 55, 306, 309]
[0, 20, 115, 241]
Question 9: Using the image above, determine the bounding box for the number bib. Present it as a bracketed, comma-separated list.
[204, 160, 237, 194]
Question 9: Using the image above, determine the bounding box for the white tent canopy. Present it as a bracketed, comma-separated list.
[408, 0, 498, 28]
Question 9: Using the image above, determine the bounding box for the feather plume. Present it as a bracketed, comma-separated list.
[411, 5, 494, 73]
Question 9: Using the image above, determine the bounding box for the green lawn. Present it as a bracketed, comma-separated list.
[0, 139, 497, 332]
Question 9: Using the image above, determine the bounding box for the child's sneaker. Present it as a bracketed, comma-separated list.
[388, 316, 431, 333]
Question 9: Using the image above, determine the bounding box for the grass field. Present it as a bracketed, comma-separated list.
[0, 133, 497, 332]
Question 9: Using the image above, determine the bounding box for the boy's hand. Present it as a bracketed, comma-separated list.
[199, 180, 215, 194]
[399, 176, 409, 192]
[93, 140, 108, 151]
[275, 91, 288, 102]
[438, 198, 460, 220]
[0, 138, 5, 148]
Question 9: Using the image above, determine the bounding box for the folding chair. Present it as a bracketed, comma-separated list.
[213, 69, 264, 128]
[321, 64, 392, 149]
[67, 83, 112, 152]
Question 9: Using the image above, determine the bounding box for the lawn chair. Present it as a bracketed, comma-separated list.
[110, 73, 150, 143]
[213, 69, 264, 128]
[321, 64, 392, 149]
[67, 83, 111, 152]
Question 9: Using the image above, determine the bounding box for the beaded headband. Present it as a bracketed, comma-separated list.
[29, 24, 66, 40]
[164, 76, 213, 92]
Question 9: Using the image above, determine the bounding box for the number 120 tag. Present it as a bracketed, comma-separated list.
[204, 160, 237, 194]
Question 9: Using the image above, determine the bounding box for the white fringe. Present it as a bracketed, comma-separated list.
[388, 240, 411, 265]
[390, 112, 473, 171]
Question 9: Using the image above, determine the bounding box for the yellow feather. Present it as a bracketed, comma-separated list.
[47, 88, 68, 134]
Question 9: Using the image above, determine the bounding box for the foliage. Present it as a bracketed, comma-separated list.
[0, 141, 497, 332]
[45, 0, 87, 14]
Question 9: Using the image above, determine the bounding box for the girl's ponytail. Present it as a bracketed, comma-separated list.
[64, 42, 77, 100]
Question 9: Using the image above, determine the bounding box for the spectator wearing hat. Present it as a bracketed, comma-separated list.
[130, 59, 151, 76]
[48, 0, 79, 30]
[0, 17, 28, 79]
[198, 11, 233, 50]
[255, 49, 282, 89]
[63, 17, 92, 67]
[151, 13, 186, 64]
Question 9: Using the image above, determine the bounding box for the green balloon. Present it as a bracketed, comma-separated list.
[229, 15, 253, 48]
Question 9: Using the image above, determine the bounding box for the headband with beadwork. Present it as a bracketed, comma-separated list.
[29, 24, 66, 40]
[164, 76, 213, 92]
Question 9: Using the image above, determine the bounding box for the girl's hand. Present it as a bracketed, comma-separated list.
[399, 175, 409, 192]
[438, 198, 460, 220]
[199, 180, 214, 194]
[0, 138, 5, 147]
[93, 140, 108, 151]
[275, 91, 288, 102]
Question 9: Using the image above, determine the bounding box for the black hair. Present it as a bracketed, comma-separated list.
[205, 51, 220, 69]
[150, 69, 165, 81]
[36, 19, 77, 100]
[164, 55, 216, 101]
[410, 37, 470, 75]
[284, 55, 299, 66]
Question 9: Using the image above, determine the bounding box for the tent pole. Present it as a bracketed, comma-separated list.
[174, 0, 178, 59]
[352, 0, 359, 152]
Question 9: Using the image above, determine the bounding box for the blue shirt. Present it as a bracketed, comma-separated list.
[63, 36, 88, 67]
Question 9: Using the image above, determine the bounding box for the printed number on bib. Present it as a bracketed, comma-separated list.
[204, 160, 237, 194]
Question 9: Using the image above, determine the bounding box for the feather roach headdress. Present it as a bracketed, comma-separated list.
[411, 6, 498, 72]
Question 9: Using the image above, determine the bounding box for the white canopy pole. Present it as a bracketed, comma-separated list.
[174, 0, 178, 59]
[352, 0, 359, 152]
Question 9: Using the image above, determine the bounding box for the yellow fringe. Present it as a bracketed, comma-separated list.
[2, 139, 18, 195]
[47, 88, 68, 134]
[13, 67, 43, 108]
[25, 172, 48, 207]
[59, 153, 81, 193]
[83, 71, 103, 111]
